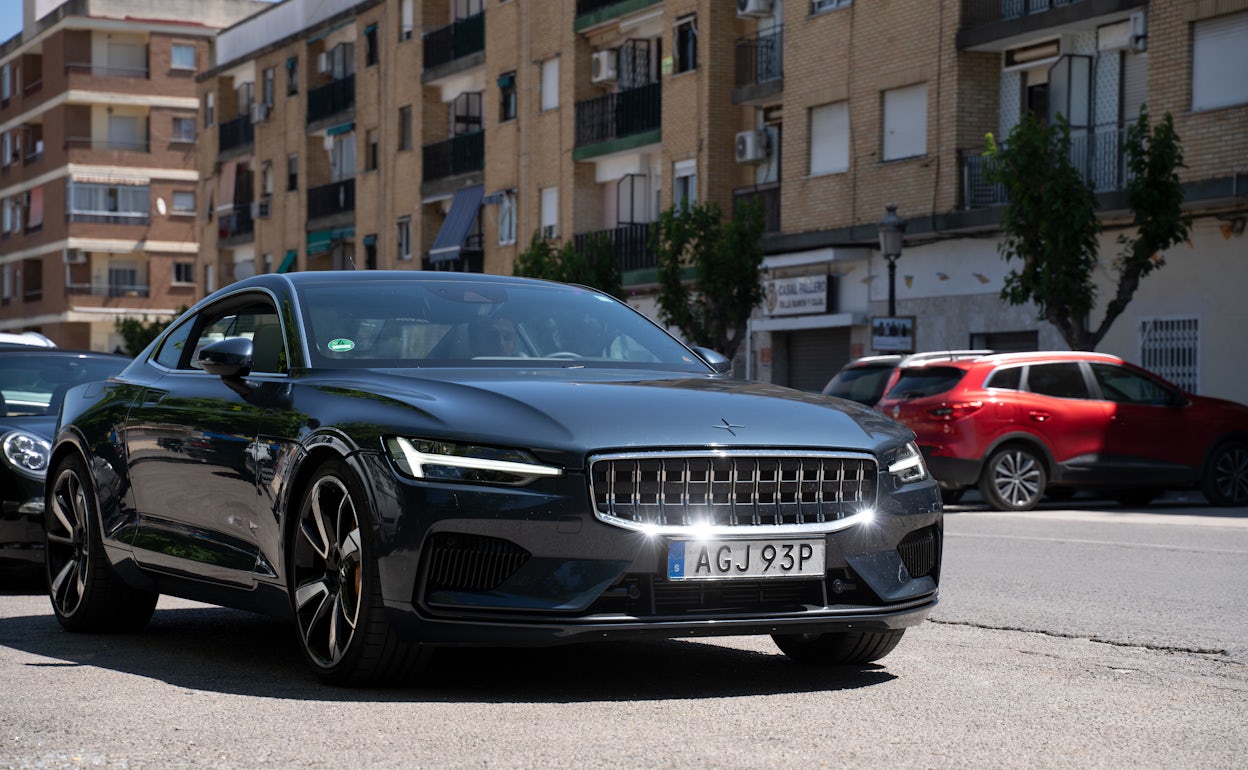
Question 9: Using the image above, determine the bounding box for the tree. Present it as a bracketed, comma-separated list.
[651, 198, 765, 360]
[984, 108, 1190, 350]
[512, 230, 624, 300]
[114, 308, 185, 356]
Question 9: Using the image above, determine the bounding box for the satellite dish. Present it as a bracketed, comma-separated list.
[156, 197, 167, 215]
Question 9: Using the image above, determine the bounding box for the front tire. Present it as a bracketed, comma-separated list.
[1202, 441, 1248, 507]
[772, 629, 905, 666]
[289, 459, 431, 685]
[44, 454, 157, 632]
[978, 445, 1047, 511]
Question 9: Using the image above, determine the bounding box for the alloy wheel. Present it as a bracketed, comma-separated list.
[989, 449, 1043, 509]
[1210, 444, 1248, 505]
[46, 467, 91, 618]
[293, 476, 363, 669]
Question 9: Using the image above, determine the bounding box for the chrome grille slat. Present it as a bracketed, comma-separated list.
[590, 451, 878, 533]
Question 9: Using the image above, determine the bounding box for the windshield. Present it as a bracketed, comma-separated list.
[823, 365, 895, 405]
[884, 366, 968, 400]
[296, 280, 710, 371]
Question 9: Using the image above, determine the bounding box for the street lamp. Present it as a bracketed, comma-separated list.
[878, 204, 906, 317]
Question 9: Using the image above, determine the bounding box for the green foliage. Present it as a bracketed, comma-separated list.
[512, 229, 624, 300]
[114, 307, 186, 356]
[985, 109, 1189, 350]
[651, 198, 766, 360]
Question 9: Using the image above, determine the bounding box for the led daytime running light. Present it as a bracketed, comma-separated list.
[391, 436, 561, 481]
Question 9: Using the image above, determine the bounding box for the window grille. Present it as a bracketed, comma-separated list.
[1140, 317, 1199, 393]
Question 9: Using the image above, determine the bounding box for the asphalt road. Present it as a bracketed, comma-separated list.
[1, 498, 1246, 769]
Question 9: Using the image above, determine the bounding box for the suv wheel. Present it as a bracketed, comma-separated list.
[1202, 440, 1248, 507]
[979, 445, 1047, 511]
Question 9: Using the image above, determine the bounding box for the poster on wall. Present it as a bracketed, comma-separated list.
[872, 316, 915, 353]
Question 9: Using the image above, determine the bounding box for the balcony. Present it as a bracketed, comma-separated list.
[574, 0, 662, 31]
[65, 137, 150, 153]
[734, 28, 783, 104]
[307, 74, 355, 125]
[959, 0, 1148, 49]
[733, 184, 781, 234]
[66, 282, 151, 298]
[573, 223, 656, 274]
[64, 62, 149, 79]
[218, 114, 254, 154]
[574, 82, 660, 154]
[422, 131, 484, 183]
[307, 178, 355, 221]
[218, 203, 255, 243]
[423, 12, 485, 73]
[960, 123, 1129, 208]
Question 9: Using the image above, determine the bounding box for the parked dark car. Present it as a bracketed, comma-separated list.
[822, 351, 992, 407]
[1, 349, 129, 568]
[875, 351, 1248, 511]
[46, 271, 942, 684]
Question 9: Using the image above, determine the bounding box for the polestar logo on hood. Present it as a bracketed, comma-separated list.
[713, 418, 746, 436]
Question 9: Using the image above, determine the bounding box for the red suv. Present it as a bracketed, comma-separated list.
[875, 351, 1248, 511]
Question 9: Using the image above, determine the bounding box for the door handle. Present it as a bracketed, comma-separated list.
[140, 388, 168, 406]
[1028, 410, 1051, 423]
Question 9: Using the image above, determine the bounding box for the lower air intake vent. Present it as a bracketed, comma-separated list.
[897, 526, 940, 579]
[423, 532, 531, 592]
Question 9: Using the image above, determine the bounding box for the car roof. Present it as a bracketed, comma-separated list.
[0, 348, 129, 360]
[971, 350, 1124, 366]
[0, 331, 56, 348]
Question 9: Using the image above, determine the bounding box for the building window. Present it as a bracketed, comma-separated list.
[171, 191, 195, 214]
[399, 106, 413, 150]
[498, 190, 516, 246]
[540, 58, 559, 112]
[674, 15, 697, 74]
[812, 0, 853, 13]
[1192, 11, 1248, 111]
[401, 0, 414, 41]
[453, 92, 483, 135]
[286, 57, 298, 96]
[108, 263, 139, 297]
[1140, 317, 1199, 393]
[2, 132, 10, 167]
[204, 92, 215, 128]
[67, 182, 150, 224]
[262, 164, 274, 196]
[810, 101, 849, 175]
[365, 24, 379, 66]
[673, 160, 696, 212]
[540, 187, 558, 239]
[499, 71, 516, 122]
[171, 43, 196, 71]
[263, 68, 275, 106]
[1, 63, 10, 102]
[397, 216, 412, 260]
[287, 154, 298, 191]
[172, 116, 195, 142]
[365, 130, 379, 171]
[882, 83, 928, 161]
[173, 263, 195, 284]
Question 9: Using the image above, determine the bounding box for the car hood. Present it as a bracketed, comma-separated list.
[309, 367, 909, 456]
[0, 414, 55, 440]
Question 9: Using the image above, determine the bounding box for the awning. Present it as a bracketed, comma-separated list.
[482, 188, 513, 206]
[307, 226, 354, 255]
[70, 174, 150, 186]
[429, 184, 483, 262]
[277, 250, 297, 273]
[326, 122, 354, 136]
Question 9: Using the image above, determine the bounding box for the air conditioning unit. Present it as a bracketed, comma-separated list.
[63, 249, 87, 265]
[1129, 11, 1148, 52]
[250, 103, 269, 124]
[591, 49, 618, 85]
[737, 0, 774, 19]
[735, 129, 769, 164]
[250, 197, 271, 219]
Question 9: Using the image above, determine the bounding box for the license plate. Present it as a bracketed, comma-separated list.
[667, 539, 825, 581]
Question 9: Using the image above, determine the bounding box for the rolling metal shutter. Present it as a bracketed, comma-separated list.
[787, 328, 852, 392]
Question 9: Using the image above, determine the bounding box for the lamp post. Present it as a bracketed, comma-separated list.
[877, 204, 906, 317]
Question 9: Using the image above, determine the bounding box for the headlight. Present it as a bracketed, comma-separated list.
[886, 441, 928, 484]
[2, 430, 52, 480]
[385, 436, 562, 486]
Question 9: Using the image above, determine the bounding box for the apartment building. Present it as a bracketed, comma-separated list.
[0, 0, 267, 350]
[197, 0, 1247, 400]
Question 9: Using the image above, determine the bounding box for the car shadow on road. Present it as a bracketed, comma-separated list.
[0, 600, 898, 703]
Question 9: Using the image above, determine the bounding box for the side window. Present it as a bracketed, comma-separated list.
[985, 366, 1021, 390]
[1090, 363, 1176, 405]
[1025, 363, 1090, 399]
[153, 319, 195, 369]
[185, 301, 286, 374]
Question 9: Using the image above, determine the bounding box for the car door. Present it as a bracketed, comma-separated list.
[1089, 362, 1198, 482]
[1019, 362, 1111, 471]
[125, 293, 292, 586]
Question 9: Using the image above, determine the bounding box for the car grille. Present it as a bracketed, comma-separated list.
[590, 452, 878, 530]
[422, 532, 531, 592]
[897, 525, 940, 579]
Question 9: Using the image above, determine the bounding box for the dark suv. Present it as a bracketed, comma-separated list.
[875, 351, 1248, 511]
[822, 351, 992, 407]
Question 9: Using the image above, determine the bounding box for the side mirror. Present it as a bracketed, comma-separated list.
[197, 337, 254, 378]
[692, 346, 732, 374]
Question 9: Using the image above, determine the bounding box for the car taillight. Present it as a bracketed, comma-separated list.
[928, 401, 983, 421]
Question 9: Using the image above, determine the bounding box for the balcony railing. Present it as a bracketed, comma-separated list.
[64, 62, 149, 79]
[422, 131, 484, 183]
[218, 204, 255, 240]
[218, 114, 254, 153]
[961, 123, 1129, 208]
[66, 282, 151, 298]
[22, 79, 42, 97]
[963, 0, 1086, 28]
[575, 82, 661, 148]
[65, 137, 150, 153]
[307, 74, 355, 125]
[307, 178, 355, 220]
[573, 223, 656, 274]
[67, 211, 150, 225]
[735, 28, 783, 89]
[733, 184, 781, 234]
[423, 12, 485, 71]
[576, 0, 656, 16]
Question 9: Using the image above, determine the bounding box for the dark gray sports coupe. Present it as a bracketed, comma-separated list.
[47, 271, 941, 684]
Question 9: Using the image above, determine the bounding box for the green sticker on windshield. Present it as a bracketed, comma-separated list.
[328, 338, 355, 352]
